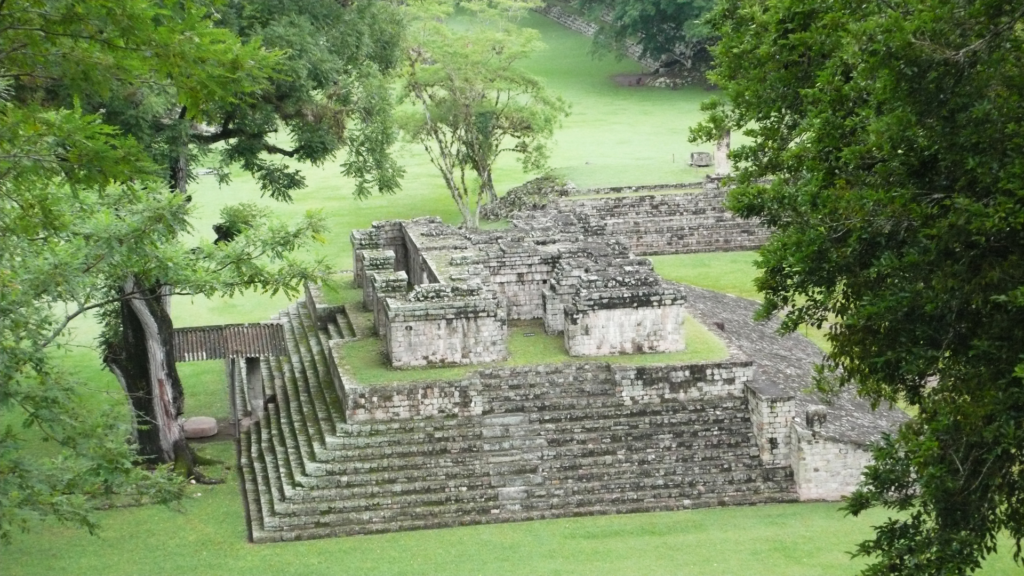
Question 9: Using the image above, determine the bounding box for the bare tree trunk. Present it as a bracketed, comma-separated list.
[104, 277, 195, 476]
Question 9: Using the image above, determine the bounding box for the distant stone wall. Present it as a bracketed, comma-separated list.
[790, 424, 873, 500]
[530, 187, 770, 256]
[533, 4, 660, 71]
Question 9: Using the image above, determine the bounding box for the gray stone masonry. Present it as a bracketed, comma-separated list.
[674, 282, 908, 499]
[353, 218, 686, 368]
[341, 361, 756, 423]
[511, 185, 770, 256]
[369, 270, 407, 335]
[231, 275, 908, 543]
[746, 384, 795, 468]
[791, 424, 873, 500]
[554, 255, 688, 356]
[382, 283, 509, 368]
[235, 313, 799, 543]
[359, 250, 396, 309]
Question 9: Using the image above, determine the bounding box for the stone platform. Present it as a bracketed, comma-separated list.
[229, 283, 905, 543]
[232, 296, 800, 543]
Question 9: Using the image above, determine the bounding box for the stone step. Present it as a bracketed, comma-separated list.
[326, 320, 342, 341]
[253, 472, 793, 530]
[281, 308, 331, 444]
[255, 446, 772, 511]
[337, 398, 748, 438]
[288, 305, 341, 435]
[250, 488, 800, 543]
[329, 406, 749, 450]
[272, 348, 326, 452]
[301, 419, 754, 467]
[336, 311, 356, 339]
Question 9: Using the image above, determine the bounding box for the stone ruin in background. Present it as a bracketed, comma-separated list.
[351, 216, 689, 368]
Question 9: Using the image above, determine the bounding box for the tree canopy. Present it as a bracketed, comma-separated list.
[399, 0, 568, 228]
[0, 0, 355, 539]
[574, 0, 717, 69]
[694, 0, 1024, 573]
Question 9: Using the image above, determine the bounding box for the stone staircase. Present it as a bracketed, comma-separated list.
[235, 299, 798, 543]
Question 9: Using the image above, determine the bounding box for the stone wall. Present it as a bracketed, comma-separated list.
[359, 250, 397, 309]
[746, 384, 796, 468]
[341, 360, 756, 423]
[369, 270, 407, 335]
[530, 187, 769, 256]
[564, 289, 686, 356]
[790, 424, 873, 500]
[381, 283, 508, 368]
[353, 218, 687, 367]
[479, 242, 558, 320]
[613, 362, 753, 405]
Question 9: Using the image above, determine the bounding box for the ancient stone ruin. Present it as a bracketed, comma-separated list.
[192, 181, 906, 543]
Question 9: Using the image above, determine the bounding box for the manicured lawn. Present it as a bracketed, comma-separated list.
[649, 252, 761, 301]
[0, 438, 1017, 576]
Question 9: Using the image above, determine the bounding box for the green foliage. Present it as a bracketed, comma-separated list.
[695, 0, 1024, 572]
[213, 0, 406, 201]
[0, 0, 334, 540]
[399, 1, 570, 228]
[574, 0, 717, 68]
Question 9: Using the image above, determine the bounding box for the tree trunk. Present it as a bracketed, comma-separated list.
[105, 277, 195, 476]
[105, 109, 197, 476]
[480, 169, 497, 204]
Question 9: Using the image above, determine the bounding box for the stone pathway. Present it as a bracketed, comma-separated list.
[675, 283, 908, 446]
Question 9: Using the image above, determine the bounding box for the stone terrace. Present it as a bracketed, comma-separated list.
[232, 293, 800, 543]
[510, 180, 771, 256]
[225, 185, 906, 542]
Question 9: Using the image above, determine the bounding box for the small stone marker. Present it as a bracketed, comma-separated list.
[183, 416, 218, 439]
[690, 151, 713, 167]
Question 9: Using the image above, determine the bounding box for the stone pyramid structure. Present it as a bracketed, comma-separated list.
[230, 295, 800, 543]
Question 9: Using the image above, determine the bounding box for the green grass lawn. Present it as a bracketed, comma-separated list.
[6, 11, 1017, 576]
[0, 438, 1017, 576]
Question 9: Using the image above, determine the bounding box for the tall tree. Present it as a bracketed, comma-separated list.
[574, 0, 717, 70]
[0, 0, 334, 537]
[400, 0, 568, 227]
[55, 0, 406, 474]
[693, 0, 1024, 573]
